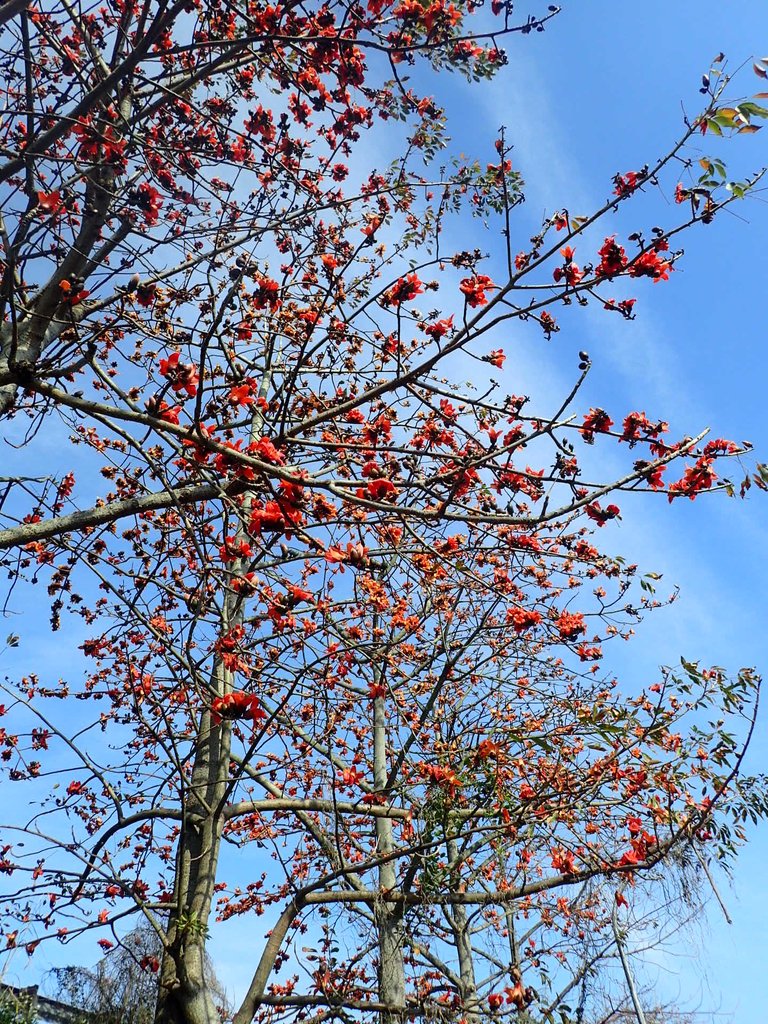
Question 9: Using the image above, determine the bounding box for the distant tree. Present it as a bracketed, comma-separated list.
[49, 927, 231, 1024]
[0, 990, 35, 1024]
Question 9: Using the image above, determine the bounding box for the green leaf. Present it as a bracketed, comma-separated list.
[738, 101, 768, 118]
[710, 114, 738, 129]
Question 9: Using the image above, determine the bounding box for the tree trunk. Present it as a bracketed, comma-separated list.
[373, 678, 405, 1024]
[447, 838, 480, 1024]
[155, 687, 231, 1024]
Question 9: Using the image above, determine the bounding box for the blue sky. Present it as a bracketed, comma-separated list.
[1, 1, 767, 1017]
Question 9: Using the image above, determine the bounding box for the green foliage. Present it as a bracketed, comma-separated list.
[0, 992, 35, 1024]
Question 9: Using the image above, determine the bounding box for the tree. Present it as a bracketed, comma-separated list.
[0, 2, 766, 1024]
[0, 989, 35, 1024]
[50, 926, 231, 1024]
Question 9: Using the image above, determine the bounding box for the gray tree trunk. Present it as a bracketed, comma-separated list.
[373, 681, 405, 1024]
[447, 837, 480, 1024]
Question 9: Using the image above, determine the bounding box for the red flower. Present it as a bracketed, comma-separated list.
[703, 438, 739, 457]
[555, 611, 586, 640]
[635, 460, 665, 489]
[459, 274, 497, 307]
[250, 436, 284, 465]
[136, 282, 157, 306]
[423, 315, 454, 339]
[37, 190, 64, 215]
[667, 458, 717, 502]
[506, 607, 542, 633]
[581, 408, 614, 444]
[628, 250, 672, 283]
[504, 983, 533, 1010]
[361, 214, 382, 237]
[253, 276, 281, 310]
[247, 502, 285, 535]
[539, 310, 557, 337]
[613, 170, 641, 196]
[158, 352, 199, 397]
[135, 182, 163, 226]
[325, 542, 369, 568]
[58, 279, 89, 305]
[486, 348, 505, 368]
[553, 246, 582, 286]
[383, 272, 424, 307]
[210, 691, 265, 726]
[585, 502, 620, 526]
[576, 644, 602, 661]
[550, 847, 576, 874]
[148, 400, 181, 424]
[228, 382, 256, 407]
[229, 137, 251, 162]
[620, 411, 666, 446]
[219, 536, 254, 563]
[595, 236, 628, 278]
[604, 297, 637, 318]
[367, 478, 398, 500]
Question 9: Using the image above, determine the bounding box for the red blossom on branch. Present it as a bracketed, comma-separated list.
[158, 352, 199, 397]
[383, 272, 424, 306]
[459, 274, 498, 307]
[581, 408, 614, 444]
[210, 692, 265, 726]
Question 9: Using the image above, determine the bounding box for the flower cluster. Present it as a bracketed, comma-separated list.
[628, 249, 672, 283]
[459, 274, 497, 307]
[135, 183, 163, 226]
[252, 275, 281, 310]
[158, 352, 199, 397]
[383, 273, 424, 306]
[210, 691, 265, 726]
[552, 246, 582, 286]
[581, 408, 614, 444]
[595, 236, 628, 278]
[585, 502, 621, 526]
[555, 611, 586, 640]
[506, 607, 542, 632]
[613, 169, 642, 196]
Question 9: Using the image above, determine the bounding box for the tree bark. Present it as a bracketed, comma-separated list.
[373, 670, 405, 1024]
[447, 838, 480, 1024]
[155, 690, 230, 1024]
